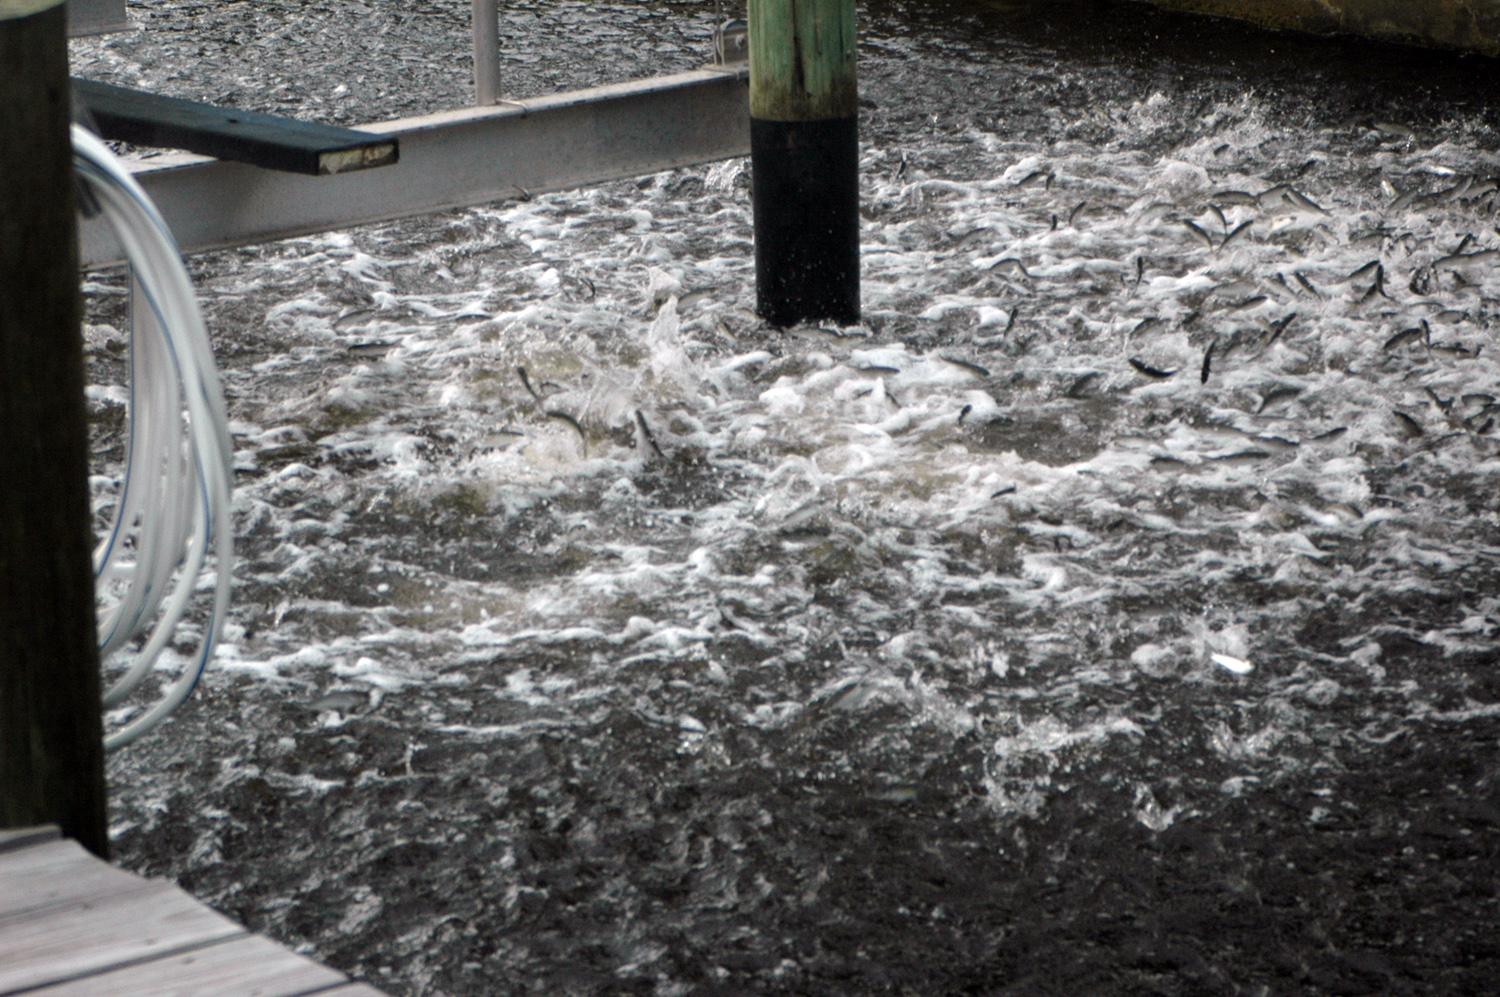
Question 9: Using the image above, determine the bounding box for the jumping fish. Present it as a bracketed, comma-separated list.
[1293, 271, 1323, 299]
[939, 356, 991, 378]
[1181, 219, 1215, 250]
[1211, 652, 1254, 675]
[1208, 449, 1271, 465]
[1433, 248, 1500, 276]
[1130, 316, 1165, 338]
[987, 257, 1033, 279]
[1370, 121, 1416, 141]
[1066, 371, 1103, 397]
[1263, 313, 1297, 349]
[1219, 220, 1253, 252]
[1391, 410, 1425, 438]
[633, 409, 665, 459]
[1267, 273, 1299, 301]
[1382, 326, 1425, 351]
[1388, 186, 1420, 212]
[1128, 357, 1177, 379]
[545, 409, 588, 454]
[1258, 183, 1328, 215]
[1256, 384, 1302, 414]
[517, 365, 544, 403]
[1210, 190, 1258, 206]
[1200, 340, 1215, 384]
[1358, 263, 1391, 302]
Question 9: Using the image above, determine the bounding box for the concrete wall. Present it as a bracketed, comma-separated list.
[1135, 0, 1500, 57]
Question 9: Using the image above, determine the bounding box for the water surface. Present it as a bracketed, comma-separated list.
[72, 2, 1500, 993]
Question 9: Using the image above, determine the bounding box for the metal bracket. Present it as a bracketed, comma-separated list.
[714, 18, 748, 65]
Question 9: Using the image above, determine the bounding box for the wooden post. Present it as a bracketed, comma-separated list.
[749, 0, 860, 327]
[0, 0, 109, 859]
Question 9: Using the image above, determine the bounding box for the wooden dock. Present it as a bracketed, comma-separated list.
[0, 826, 382, 996]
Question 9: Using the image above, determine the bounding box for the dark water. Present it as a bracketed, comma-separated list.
[72, 2, 1500, 994]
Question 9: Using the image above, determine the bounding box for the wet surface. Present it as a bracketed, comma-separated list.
[70, 1, 1500, 993]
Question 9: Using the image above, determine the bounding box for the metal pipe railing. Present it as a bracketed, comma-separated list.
[472, 0, 500, 105]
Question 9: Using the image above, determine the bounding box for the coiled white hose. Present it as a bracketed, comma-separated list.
[73, 126, 234, 750]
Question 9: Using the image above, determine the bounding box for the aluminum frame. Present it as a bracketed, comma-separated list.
[66, 0, 129, 37]
[80, 67, 750, 269]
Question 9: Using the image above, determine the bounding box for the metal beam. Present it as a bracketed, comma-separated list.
[80, 67, 750, 269]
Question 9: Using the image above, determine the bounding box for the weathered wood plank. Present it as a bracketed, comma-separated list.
[0, 879, 245, 992]
[316, 986, 389, 996]
[73, 78, 399, 176]
[27, 932, 350, 996]
[0, 824, 59, 855]
[0, 837, 149, 920]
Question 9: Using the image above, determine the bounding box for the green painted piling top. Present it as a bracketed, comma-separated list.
[749, 0, 858, 122]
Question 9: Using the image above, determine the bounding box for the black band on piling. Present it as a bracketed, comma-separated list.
[751, 116, 860, 328]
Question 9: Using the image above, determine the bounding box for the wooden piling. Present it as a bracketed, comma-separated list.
[749, 0, 860, 327]
[0, 0, 109, 858]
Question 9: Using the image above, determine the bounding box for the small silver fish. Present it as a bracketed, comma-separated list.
[1256, 385, 1302, 414]
[1392, 410, 1425, 438]
[546, 409, 589, 453]
[1066, 371, 1103, 397]
[1382, 326, 1425, 351]
[1181, 219, 1215, 250]
[517, 366, 543, 403]
[1129, 357, 1177, 379]
[1208, 449, 1271, 464]
[632, 409, 664, 458]
[1263, 313, 1297, 349]
[988, 257, 1033, 279]
[1293, 271, 1323, 299]
[1219, 220, 1253, 252]
[1370, 121, 1416, 140]
[939, 356, 991, 378]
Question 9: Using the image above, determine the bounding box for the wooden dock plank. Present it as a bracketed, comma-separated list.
[27, 932, 350, 997]
[0, 837, 152, 920]
[73, 78, 399, 176]
[0, 824, 59, 855]
[0, 834, 385, 995]
[0, 879, 245, 993]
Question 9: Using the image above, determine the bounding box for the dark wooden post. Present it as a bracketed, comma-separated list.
[749, 0, 860, 327]
[0, 0, 109, 859]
